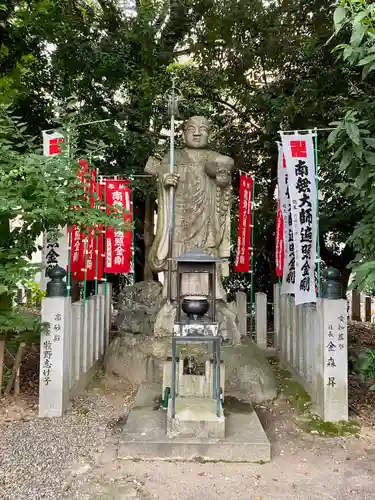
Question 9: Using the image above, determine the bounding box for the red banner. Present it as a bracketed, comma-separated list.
[234, 174, 254, 273]
[276, 200, 284, 278]
[70, 161, 91, 280]
[96, 182, 105, 281]
[104, 179, 132, 274]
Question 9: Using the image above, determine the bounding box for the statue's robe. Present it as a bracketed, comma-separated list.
[148, 148, 233, 300]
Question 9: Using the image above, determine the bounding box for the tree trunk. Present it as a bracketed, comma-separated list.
[144, 194, 155, 281]
[5, 342, 25, 394]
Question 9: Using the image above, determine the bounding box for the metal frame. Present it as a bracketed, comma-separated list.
[176, 261, 216, 322]
[170, 336, 221, 418]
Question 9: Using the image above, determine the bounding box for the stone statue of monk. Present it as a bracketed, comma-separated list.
[145, 116, 240, 344]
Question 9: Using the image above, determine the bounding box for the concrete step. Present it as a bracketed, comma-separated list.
[118, 382, 271, 463]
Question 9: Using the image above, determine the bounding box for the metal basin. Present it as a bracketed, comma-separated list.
[181, 295, 209, 318]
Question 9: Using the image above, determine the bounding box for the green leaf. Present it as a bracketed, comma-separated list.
[346, 121, 360, 145]
[364, 151, 375, 165]
[358, 53, 375, 66]
[369, 384, 375, 391]
[340, 149, 353, 170]
[334, 6, 347, 33]
[357, 167, 370, 187]
[362, 61, 375, 79]
[350, 22, 367, 47]
[364, 138, 375, 148]
[328, 127, 341, 146]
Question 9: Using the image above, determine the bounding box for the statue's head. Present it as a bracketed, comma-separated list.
[183, 116, 210, 149]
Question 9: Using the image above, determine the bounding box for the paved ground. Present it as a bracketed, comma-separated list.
[1, 373, 375, 500]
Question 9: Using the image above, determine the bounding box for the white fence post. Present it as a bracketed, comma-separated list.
[236, 291, 247, 338]
[255, 292, 267, 349]
[39, 268, 71, 418]
[274, 284, 280, 350]
[72, 302, 83, 384]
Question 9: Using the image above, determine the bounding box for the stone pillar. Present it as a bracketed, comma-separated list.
[40, 227, 69, 291]
[255, 292, 267, 349]
[316, 269, 348, 422]
[39, 267, 71, 418]
[235, 291, 247, 337]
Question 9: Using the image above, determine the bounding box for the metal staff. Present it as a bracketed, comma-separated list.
[165, 80, 181, 303]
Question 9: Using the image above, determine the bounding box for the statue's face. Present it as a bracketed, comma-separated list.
[184, 118, 209, 149]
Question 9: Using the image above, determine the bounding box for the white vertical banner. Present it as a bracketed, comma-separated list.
[42, 130, 64, 156]
[280, 132, 317, 305]
[277, 142, 295, 295]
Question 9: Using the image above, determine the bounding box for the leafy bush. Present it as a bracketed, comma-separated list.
[25, 281, 46, 308]
[355, 349, 375, 391]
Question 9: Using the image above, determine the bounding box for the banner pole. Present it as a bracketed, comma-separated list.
[93, 165, 99, 296]
[166, 79, 177, 304]
[249, 178, 255, 339]
[103, 179, 107, 297]
[130, 175, 135, 286]
[314, 128, 321, 297]
[83, 236, 88, 304]
[66, 130, 72, 298]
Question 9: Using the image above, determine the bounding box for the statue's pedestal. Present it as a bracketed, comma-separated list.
[118, 382, 271, 463]
[167, 397, 225, 439]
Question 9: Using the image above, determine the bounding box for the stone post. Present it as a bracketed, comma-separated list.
[235, 291, 247, 337]
[255, 292, 267, 349]
[316, 268, 348, 422]
[39, 266, 71, 418]
[40, 227, 69, 291]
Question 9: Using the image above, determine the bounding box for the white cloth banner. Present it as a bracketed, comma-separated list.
[277, 143, 295, 295]
[280, 133, 317, 305]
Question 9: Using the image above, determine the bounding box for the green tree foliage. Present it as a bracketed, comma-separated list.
[2, 0, 372, 297]
[329, 1, 375, 290]
[0, 104, 123, 335]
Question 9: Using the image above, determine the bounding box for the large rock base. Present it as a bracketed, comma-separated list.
[104, 334, 277, 404]
[118, 382, 271, 463]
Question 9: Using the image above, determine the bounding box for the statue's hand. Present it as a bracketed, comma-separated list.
[163, 173, 179, 187]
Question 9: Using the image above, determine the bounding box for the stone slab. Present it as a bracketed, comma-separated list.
[162, 359, 225, 399]
[118, 382, 270, 463]
[166, 396, 225, 439]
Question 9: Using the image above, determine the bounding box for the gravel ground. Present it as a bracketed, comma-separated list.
[1, 372, 375, 500]
[0, 375, 139, 500]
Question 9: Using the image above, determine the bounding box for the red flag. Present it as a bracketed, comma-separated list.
[104, 179, 132, 274]
[234, 174, 254, 273]
[276, 200, 284, 278]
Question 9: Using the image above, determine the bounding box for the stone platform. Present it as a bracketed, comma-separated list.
[118, 382, 271, 463]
